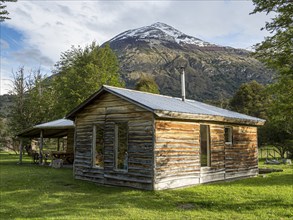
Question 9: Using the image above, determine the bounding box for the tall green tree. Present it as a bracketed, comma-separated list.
[0, 0, 17, 22]
[229, 81, 292, 158]
[8, 67, 51, 135]
[135, 74, 159, 94]
[52, 42, 123, 118]
[8, 67, 29, 135]
[262, 76, 293, 158]
[251, 0, 293, 76]
[25, 69, 55, 125]
[251, 0, 293, 158]
[230, 81, 269, 119]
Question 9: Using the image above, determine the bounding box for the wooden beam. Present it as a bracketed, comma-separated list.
[73, 117, 77, 178]
[57, 138, 60, 151]
[18, 139, 23, 164]
[114, 124, 118, 169]
[39, 129, 43, 165]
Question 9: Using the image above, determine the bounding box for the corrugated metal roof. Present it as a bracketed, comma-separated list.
[104, 85, 265, 123]
[18, 119, 74, 138]
[34, 119, 74, 129]
[66, 85, 265, 124]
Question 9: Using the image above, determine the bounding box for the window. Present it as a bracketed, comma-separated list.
[224, 127, 233, 144]
[92, 124, 104, 168]
[115, 122, 128, 170]
[200, 125, 210, 167]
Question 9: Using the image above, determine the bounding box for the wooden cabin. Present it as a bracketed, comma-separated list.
[66, 85, 265, 190]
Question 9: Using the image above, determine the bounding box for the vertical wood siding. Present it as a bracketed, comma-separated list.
[74, 93, 154, 190]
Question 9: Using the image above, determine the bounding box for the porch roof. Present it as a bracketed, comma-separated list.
[17, 119, 74, 138]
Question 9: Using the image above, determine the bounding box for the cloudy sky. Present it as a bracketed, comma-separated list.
[0, 0, 272, 95]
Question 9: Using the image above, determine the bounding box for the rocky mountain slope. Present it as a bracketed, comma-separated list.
[106, 22, 274, 101]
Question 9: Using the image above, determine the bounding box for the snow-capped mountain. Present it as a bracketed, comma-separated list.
[110, 22, 214, 47]
[105, 22, 274, 101]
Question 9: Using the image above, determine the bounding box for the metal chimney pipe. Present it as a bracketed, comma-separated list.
[180, 67, 186, 101]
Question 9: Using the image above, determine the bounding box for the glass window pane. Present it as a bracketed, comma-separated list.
[200, 125, 210, 167]
[225, 127, 232, 143]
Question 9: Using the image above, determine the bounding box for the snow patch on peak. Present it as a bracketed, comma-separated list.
[150, 22, 175, 30]
[150, 22, 212, 46]
[110, 22, 214, 47]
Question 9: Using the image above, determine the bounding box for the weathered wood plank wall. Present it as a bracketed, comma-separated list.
[154, 120, 259, 189]
[225, 126, 258, 179]
[154, 120, 201, 190]
[210, 125, 225, 170]
[199, 124, 226, 184]
[74, 92, 154, 190]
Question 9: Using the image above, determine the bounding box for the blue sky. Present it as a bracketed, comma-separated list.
[1, 25, 23, 52]
[0, 0, 272, 95]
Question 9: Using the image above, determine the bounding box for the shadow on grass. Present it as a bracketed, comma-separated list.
[208, 173, 293, 187]
[1, 153, 292, 219]
[1, 184, 292, 219]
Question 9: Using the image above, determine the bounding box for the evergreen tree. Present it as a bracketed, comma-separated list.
[8, 67, 51, 134]
[8, 67, 30, 135]
[0, 0, 17, 22]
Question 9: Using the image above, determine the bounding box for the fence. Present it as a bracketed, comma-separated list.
[259, 147, 289, 159]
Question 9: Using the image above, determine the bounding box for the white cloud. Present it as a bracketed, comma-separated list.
[0, 57, 13, 95]
[1, 0, 273, 94]
[0, 78, 12, 95]
[12, 48, 54, 66]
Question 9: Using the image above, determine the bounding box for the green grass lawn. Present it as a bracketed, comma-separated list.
[1, 152, 292, 220]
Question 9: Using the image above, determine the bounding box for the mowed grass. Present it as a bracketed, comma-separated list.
[0, 152, 292, 220]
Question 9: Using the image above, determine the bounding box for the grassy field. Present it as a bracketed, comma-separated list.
[0, 152, 292, 220]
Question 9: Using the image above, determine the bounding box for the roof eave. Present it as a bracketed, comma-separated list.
[17, 127, 36, 137]
[17, 126, 74, 138]
[34, 126, 75, 130]
[154, 110, 266, 126]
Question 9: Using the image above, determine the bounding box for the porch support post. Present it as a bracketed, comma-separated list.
[18, 139, 23, 164]
[39, 130, 44, 165]
[57, 138, 60, 151]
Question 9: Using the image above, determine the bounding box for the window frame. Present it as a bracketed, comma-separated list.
[114, 122, 129, 172]
[224, 126, 233, 145]
[92, 122, 105, 169]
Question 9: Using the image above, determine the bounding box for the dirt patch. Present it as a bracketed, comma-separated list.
[177, 203, 195, 210]
[259, 168, 283, 174]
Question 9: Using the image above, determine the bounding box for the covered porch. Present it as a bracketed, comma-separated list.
[17, 119, 75, 165]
